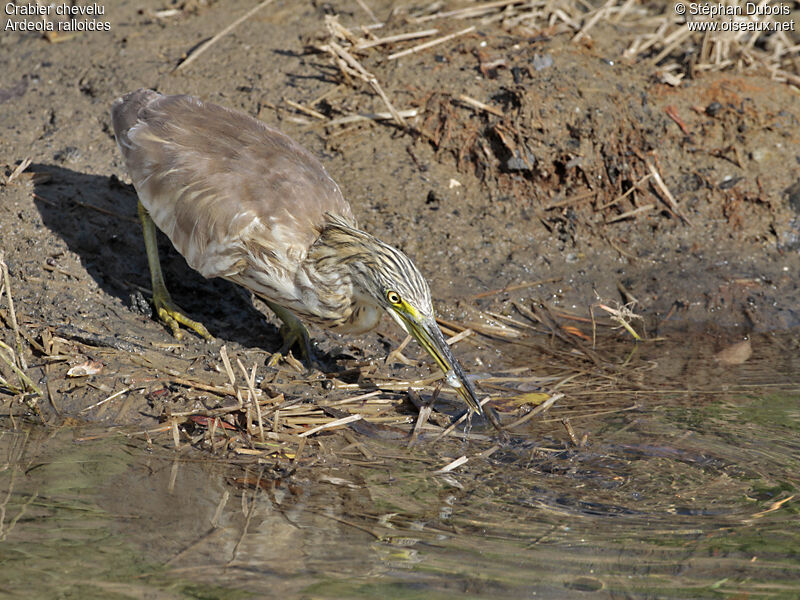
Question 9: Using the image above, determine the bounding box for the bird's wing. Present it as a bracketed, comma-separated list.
[111, 89, 355, 281]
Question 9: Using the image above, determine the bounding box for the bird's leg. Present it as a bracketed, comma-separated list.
[261, 299, 315, 366]
[138, 201, 212, 341]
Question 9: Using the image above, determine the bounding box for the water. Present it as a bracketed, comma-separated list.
[1, 333, 798, 599]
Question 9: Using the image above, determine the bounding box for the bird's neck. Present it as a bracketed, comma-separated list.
[299, 220, 384, 333]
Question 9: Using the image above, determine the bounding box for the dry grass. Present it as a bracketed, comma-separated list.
[276, 0, 794, 253]
[303, 1, 797, 101]
[111, 295, 659, 470]
[0, 253, 42, 402]
[410, 0, 800, 86]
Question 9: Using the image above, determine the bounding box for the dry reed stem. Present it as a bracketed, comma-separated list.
[170, 419, 180, 448]
[445, 328, 473, 345]
[285, 99, 327, 120]
[0, 253, 24, 370]
[465, 319, 524, 340]
[0, 341, 41, 397]
[324, 40, 407, 128]
[168, 376, 234, 397]
[469, 277, 561, 300]
[218, 345, 242, 409]
[174, 0, 275, 72]
[505, 393, 562, 429]
[412, 0, 525, 23]
[599, 173, 652, 210]
[408, 402, 433, 448]
[434, 455, 468, 473]
[408, 383, 442, 447]
[646, 160, 690, 224]
[325, 109, 418, 127]
[385, 334, 413, 366]
[388, 26, 475, 60]
[298, 413, 363, 437]
[456, 94, 505, 118]
[237, 359, 264, 441]
[354, 28, 439, 50]
[323, 390, 384, 407]
[4, 158, 31, 185]
[400, 0, 798, 85]
[354, 0, 379, 24]
[80, 386, 135, 413]
[606, 203, 655, 223]
[572, 0, 615, 42]
[431, 396, 493, 443]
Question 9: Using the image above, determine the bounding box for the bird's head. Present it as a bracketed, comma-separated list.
[376, 274, 485, 417]
[319, 217, 484, 416]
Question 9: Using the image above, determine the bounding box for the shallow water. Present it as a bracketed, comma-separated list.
[1, 335, 799, 599]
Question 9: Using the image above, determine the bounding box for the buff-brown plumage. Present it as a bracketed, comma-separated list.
[111, 89, 487, 417]
[112, 89, 371, 329]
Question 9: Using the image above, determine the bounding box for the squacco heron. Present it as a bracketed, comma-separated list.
[111, 89, 484, 416]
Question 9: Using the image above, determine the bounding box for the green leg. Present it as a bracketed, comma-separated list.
[262, 299, 314, 366]
[138, 201, 212, 341]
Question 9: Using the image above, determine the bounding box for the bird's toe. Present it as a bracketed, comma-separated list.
[153, 296, 213, 341]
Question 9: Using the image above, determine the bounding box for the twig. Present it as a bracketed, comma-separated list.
[238, 359, 264, 441]
[469, 277, 561, 300]
[0, 341, 41, 397]
[646, 160, 690, 224]
[325, 109, 418, 127]
[0, 253, 24, 369]
[445, 328, 473, 345]
[413, 0, 525, 23]
[504, 393, 562, 429]
[561, 418, 580, 446]
[4, 158, 31, 185]
[285, 99, 327, 121]
[544, 190, 597, 210]
[174, 0, 275, 73]
[431, 396, 493, 443]
[354, 0, 379, 23]
[355, 28, 439, 50]
[408, 383, 442, 447]
[80, 387, 134, 413]
[456, 94, 504, 118]
[434, 455, 468, 473]
[388, 26, 475, 60]
[298, 413, 362, 437]
[324, 39, 406, 128]
[605, 203, 654, 223]
[598, 173, 652, 209]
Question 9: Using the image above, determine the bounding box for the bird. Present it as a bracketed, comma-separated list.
[111, 89, 486, 418]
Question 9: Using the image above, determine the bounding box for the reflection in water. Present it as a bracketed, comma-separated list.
[1, 333, 799, 599]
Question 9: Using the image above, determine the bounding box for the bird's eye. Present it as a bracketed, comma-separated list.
[386, 290, 401, 305]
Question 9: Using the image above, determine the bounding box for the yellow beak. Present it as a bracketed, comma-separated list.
[395, 311, 484, 416]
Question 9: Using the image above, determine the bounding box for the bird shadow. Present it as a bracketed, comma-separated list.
[30, 163, 284, 353]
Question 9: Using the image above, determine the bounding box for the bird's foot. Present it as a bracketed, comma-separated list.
[152, 291, 213, 341]
[267, 321, 316, 368]
[262, 300, 320, 369]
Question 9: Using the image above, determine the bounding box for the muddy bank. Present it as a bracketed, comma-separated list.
[1, 0, 799, 426]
